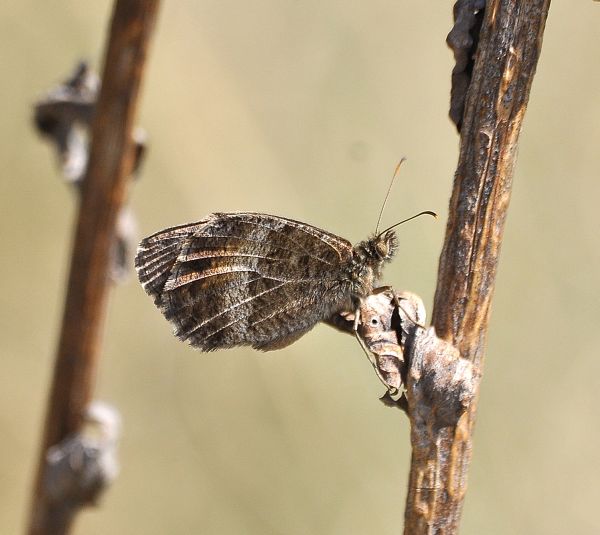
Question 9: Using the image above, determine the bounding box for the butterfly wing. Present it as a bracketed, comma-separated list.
[135, 212, 355, 351]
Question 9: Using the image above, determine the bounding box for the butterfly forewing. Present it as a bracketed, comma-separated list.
[135, 213, 356, 351]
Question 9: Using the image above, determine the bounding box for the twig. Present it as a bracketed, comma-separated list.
[402, 1, 551, 533]
[27, 2, 160, 534]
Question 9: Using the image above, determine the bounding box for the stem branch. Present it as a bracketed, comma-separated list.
[27, 2, 160, 534]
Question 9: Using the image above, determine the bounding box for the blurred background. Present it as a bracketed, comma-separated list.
[2, 1, 599, 534]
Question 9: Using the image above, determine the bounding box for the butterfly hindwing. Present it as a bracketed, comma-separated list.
[135, 213, 355, 351]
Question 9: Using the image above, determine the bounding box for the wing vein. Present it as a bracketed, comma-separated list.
[223, 217, 345, 263]
[183, 280, 290, 337]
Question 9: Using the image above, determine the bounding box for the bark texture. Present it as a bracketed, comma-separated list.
[403, 1, 551, 533]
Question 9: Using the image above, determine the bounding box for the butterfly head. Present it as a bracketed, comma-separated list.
[362, 210, 435, 268]
[371, 230, 398, 262]
[351, 230, 398, 297]
[354, 230, 398, 266]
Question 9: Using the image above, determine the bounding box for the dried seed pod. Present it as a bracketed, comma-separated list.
[327, 288, 425, 397]
[405, 326, 476, 428]
[33, 61, 146, 282]
[355, 288, 405, 393]
[331, 287, 475, 423]
[44, 401, 121, 508]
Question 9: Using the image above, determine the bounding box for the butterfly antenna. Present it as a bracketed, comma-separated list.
[375, 158, 407, 235]
[377, 210, 437, 238]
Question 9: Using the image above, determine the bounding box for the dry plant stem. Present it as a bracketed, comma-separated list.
[403, 1, 550, 534]
[27, 2, 159, 534]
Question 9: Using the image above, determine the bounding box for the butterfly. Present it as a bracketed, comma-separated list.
[135, 210, 434, 352]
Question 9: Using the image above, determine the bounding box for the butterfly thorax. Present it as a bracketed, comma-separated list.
[349, 230, 398, 297]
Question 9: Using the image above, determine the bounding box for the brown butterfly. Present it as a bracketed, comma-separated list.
[135, 210, 434, 352]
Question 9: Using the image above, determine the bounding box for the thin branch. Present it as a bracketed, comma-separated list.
[27, 2, 160, 534]
[403, 1, 551, 533]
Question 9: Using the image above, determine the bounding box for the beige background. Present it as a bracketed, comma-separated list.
[2, 2, 599, 534]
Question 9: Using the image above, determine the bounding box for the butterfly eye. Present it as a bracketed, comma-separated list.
[375, 240, 388, 258]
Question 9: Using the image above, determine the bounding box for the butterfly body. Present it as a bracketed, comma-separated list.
[135, 212, 397, 351]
